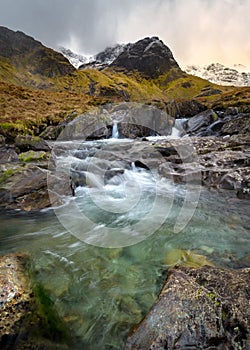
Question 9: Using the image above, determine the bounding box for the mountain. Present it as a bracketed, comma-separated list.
[79, 37, 181, 78]
[58, 47, 93, 68]
[1, 25, 249, 141]
[184, 63, 250, 87]
[0, 26, 75, 80]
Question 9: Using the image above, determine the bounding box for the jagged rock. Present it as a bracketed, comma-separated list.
[124, 265, 250, 350]
[0, 146, 19, 163]
[186, 109, 218, 136]
[15, 135, 50, 152]
[111, 37, 181, 78]
[221, 114, 250, 136]
[39, 125, 64, 140]
[164, 99, 207, 118]
[153, 136, 250, 196]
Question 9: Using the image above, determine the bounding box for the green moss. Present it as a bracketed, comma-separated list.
[206, 292, 221, 306]
[0, 168, 15, 183]
[33, 283, 71, 342]
[19, 150, 47, 162]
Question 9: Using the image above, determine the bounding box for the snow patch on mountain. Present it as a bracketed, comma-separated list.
[183, 63, 250, 86]
[59, 47, 94, 68]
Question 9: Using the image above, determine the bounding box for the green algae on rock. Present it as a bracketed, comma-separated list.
[0, 253, 72, 349]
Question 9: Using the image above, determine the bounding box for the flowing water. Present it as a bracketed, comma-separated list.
[0, 137, 249, 349]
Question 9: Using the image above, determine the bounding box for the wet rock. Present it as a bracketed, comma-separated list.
[0, 165, 50, 211]
[186, 109, 218, 136]
[0, 253, 71, 349]
[15, 135, 50, 152]
[153, 136, 250, 196]
[124, 265, 250, 350]
[109, 103, 173, 138]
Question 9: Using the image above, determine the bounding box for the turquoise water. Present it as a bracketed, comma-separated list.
[0, 139, 249, 349]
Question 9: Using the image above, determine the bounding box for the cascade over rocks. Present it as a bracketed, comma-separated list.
[124, 265, 250, 350]
[109, 103, 174, 138]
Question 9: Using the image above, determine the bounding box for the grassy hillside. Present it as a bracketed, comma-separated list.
[1, 32, 249, 141]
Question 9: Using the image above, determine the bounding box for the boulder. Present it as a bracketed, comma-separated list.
[0, 146, 19, 163]
[164, 99, 207, 118]
[124, 265, 250, 350]
[0, 253, 71, 349]
[186, 109, 218, 136]
[109, 103, 174, 138]
[0, 165, 50, 210]
[60, 110, 112, 140]
[15, 135, 50, 152]
[221, 114, 250, 136]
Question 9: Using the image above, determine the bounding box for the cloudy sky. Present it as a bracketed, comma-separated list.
[0, 0, 249, 68]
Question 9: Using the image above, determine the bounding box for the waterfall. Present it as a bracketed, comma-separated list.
[170, 118, 187, 138]
[112, 121, 119, 138]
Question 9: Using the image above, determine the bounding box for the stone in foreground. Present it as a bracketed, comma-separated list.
[0, 253, 70, 349]
[124, 265, 250, 350]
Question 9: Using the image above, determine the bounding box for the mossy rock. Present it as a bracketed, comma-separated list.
[18, 150, 48, 162]
[15, 135, 50, 152]
[0, 253, 73, 349]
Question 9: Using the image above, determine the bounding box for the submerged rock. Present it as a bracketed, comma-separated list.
[0, 253, 71, 349]
[124, 265, 250, 350]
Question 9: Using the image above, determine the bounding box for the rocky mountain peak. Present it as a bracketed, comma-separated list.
[79, 36, 181, 78]
[110, 36, 180, 78]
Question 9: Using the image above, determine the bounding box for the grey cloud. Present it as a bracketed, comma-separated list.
[0, 0, 249, 67]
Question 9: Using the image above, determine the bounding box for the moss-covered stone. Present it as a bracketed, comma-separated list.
[0, 253, 73, 349]
[18, 150, 47, 162]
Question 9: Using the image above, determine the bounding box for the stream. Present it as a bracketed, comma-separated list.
[0, 133, 250, 349]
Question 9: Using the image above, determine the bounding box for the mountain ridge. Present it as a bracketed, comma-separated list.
[184, 62, 250, 87]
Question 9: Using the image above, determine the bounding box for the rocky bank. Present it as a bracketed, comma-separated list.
[124, 265, 250, 349]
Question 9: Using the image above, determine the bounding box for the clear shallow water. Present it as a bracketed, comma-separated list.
[0, 139, 250, 349]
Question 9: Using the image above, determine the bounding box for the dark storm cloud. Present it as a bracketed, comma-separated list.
[0, 0, 139, 53]
[0, 0, 249, 67]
